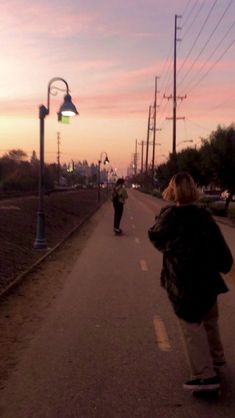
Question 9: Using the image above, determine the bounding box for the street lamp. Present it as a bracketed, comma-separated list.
[177, 139, 193, 148]
[34, 77, 78, 249]
[98, 152, 109, 202]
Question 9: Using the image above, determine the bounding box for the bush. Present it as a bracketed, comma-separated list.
[3, 176, 37, 192]
[138, 186, 152, 194]
[228, 208, 235, 221]
[138, 186, 162, 198]
[197, 198, 227, 217]
[152, 189, 162, 198]
[210, 203, 227, 217]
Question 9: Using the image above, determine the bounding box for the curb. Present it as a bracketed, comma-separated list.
[214, 216, 235, 229]
[0, 204, 102, 299]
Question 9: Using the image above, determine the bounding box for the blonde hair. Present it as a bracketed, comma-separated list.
[162, 172, 199, 204]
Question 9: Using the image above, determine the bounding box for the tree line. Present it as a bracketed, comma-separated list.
[135, 124, 235, 210]
[0, 150, 100, 193]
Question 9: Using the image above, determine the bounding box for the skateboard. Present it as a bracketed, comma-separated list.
[114, 230, 124, 236]
[114, 229, 124, 236]
[192, 388, 221, 399]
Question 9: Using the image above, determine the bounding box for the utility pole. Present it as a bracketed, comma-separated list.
[57, 132, 61, 185]
[173, 15, 178, 155]
[145, 105, 152, 173]
[138, 140, 144, 173]
[173, 14, 186, 154]
[164, 15, 186, 155]
[134, 139, 138, 176]
[152, 76, 160, 176]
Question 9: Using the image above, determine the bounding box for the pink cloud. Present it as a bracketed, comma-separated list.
[93, 63, 161, 93]
[0, 90, 148, 118]
[72, 90, 150, 117]
[0, 3, 97, 38]
[78, 59, 120, 71]
[178, 83, 235, 124]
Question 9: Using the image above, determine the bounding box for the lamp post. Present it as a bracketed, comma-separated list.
[98, 152, 109, 202]
[34, 77, 78, 249]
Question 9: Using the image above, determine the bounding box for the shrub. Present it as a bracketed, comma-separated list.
[197, 198, 227, 217]
[228, 208, 235, 221]
[138, 186, 152, 194]
[210, 203, 227, 217]
[152, 189, 162, 198]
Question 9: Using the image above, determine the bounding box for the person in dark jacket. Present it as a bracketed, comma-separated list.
[112, 178, 128, 234]
[148, 172, 233, 392]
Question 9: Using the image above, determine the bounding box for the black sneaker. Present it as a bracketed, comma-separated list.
[183, 376, 220, 391]
[114, 228, 122, 234]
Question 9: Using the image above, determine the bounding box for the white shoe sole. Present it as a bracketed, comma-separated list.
[183, 383, 220, 391]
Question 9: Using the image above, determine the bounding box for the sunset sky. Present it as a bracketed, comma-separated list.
[0, 0, 235, 176]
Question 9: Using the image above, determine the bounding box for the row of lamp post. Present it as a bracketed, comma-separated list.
[98, 152, 109, 202]
[34, 80, 194, 250]
[34, 77, 79, 250]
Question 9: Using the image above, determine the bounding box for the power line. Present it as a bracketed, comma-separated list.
[179, 19, 235, 93]
[181, 0, 197, 27]
[186, 118, 210, 132]
[155, 59, 174, 125]
[186, 36, 235, 95]
[177, 0, 218, 75]
[158, 46, 173, 87]
[178, 0, 233, 89]
[181, 1, 205, 39]
[208, 93, 235, 111]
[157, 97, 172, 124]
[157, 71, 173, 117]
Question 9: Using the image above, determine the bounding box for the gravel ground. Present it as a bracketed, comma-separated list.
[0, 189, 105, 294]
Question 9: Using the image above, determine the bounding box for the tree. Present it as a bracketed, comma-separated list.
[2, 161, 37, 191]
[177, 147, 204, 186]
[200, 124, 235, 209]
[30, 150, 38, 166]
[5, 149, 27, 162]
[155, 153, 178, 190]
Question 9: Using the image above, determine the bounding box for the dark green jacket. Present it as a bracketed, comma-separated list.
[148, 205, 233, 323]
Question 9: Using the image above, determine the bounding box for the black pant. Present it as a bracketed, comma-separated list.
[113, 202, 124, 229]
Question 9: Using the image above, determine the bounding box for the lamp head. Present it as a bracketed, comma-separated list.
[104, 156, 110, 165]
[59, 94, 79, 117]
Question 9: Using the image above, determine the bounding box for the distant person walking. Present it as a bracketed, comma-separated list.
[148, 172, 233, 392]
[112, 178, 128, 234]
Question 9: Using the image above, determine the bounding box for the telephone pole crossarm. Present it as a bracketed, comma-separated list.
[166, 116, 185, 120]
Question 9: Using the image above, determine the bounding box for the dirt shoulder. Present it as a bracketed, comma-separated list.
[0, 189, 102, 293]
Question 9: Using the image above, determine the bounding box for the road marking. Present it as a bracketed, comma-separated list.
[135, 237, 140, 244]
[153, 316, 171, 352]
[140, 259, 148, 271]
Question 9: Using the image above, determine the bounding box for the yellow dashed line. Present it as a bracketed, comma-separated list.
[153, 316, 171, 352]
[140, 259, 148, 271]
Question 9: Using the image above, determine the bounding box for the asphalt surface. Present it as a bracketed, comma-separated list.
[0, 190, 235, 418]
